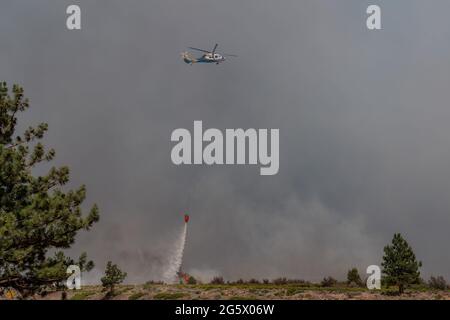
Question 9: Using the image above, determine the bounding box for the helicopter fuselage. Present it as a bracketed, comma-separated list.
[197, 53, 225, 64]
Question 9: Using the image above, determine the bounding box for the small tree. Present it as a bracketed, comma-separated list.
[101, 261, 127, 298]
[381, 233, 422, 294]
[347, 268, 363, 287]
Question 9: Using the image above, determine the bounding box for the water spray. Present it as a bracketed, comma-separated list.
[162, 214, 189, 284]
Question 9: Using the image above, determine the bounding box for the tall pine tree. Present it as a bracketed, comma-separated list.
[0, 82, 99, 297]
[382, 233, 422, 294]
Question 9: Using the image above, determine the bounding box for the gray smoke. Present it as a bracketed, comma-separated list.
[1, 0, 450, 283]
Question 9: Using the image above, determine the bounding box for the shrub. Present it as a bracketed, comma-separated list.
[128, 292, 145, 300]
[248, 278, 260, 284]
[287, 279, 310, 286]
[321, 276, 338, 287]
[154, 292, 186, 300]
[70, 291, 93, 300]
[428, 276, 447, 290]
[210, 276, 225, 285]
[187, 276, 197, 285]
[272, 277, 288, 285]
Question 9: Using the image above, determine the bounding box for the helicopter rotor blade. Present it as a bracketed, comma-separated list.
[223, 53, 238, 57]
[188, 47, 210, 53]
[212, 44, 218, 55]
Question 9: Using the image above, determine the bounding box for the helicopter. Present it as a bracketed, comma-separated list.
[181, 43, 237, 65]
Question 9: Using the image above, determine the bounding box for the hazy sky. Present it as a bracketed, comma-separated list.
[1, 0, 450, 283]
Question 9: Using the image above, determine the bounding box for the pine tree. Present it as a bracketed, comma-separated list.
[0, 83, 99, 296]
[381, 233, 422, 294]
[101, 261, 127, 298]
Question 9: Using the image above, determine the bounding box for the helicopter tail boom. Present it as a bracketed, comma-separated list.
[181, 52, 197, 64]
